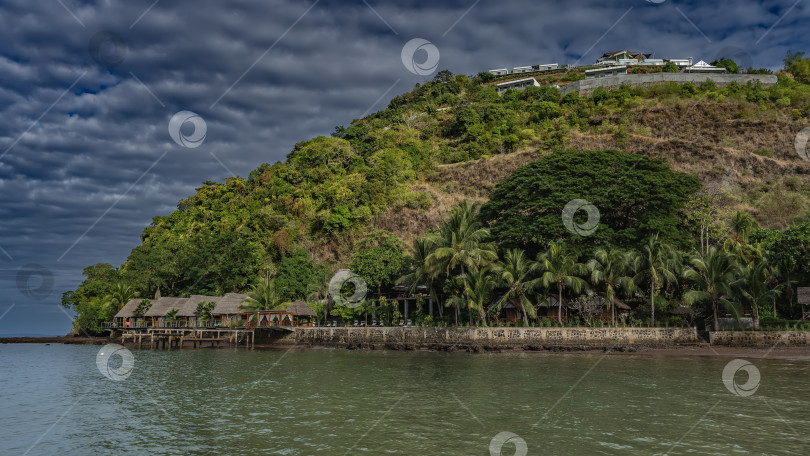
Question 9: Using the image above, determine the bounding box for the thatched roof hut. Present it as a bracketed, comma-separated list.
[114, 298, 145, 319]
[178, 295, 222, 318]
[144, 297, 188, 317]
[285, 300, 316, 317]
[212, 293, 248, 315]
[611, 297, 631, 311]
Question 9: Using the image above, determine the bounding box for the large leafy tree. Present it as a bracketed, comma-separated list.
[478, 149, 701, 257]
[757, 222, 810, 311]
[350, 230, 410, 295]
[537, 241, 588, 324]
[61, 263, 122, 334]
[275, 250, 329, 300]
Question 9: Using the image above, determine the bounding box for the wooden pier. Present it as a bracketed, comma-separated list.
[119, 328, 256, 349]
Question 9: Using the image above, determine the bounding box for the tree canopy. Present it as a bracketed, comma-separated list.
[478, 149, 701, 256]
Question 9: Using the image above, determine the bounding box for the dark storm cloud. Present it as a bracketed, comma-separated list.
[0, 0, 806, 335]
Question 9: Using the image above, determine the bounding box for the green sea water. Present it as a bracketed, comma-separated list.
[1, 344, 808, 455]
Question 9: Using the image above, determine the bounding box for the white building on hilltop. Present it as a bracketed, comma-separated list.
[496, 77, 541, 93]
[490, 63, 559, 76]
[585, 66, 627, 79]
[683, 60, 727, 73]
[597, 50, 693, 68]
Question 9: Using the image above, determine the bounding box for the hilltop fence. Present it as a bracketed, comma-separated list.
[559, 73, 778, 96]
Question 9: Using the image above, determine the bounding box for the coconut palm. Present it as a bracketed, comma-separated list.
[587, 247, 636, 326]
[493, 248, 539, 324]
[683, 247, 743, 331]
[195, 301, 216, 323]
[106, 279, 137, 310]
[397, 236, 443, 318]
[164, 308, 179, 322]
[306, 269, 333, 323]
[463, 267, 497, 326]
[134, 299, 151, 316]
[426, 201, 498, 325]
[735, 259, 783, 330]
[537, 241, 588, 324]
[631, 234, 678, 326]
[240, 277, 283, 311]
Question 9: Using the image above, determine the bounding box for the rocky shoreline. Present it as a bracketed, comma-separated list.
[0, 335, 109, 345]
[5, 334, 810, 359]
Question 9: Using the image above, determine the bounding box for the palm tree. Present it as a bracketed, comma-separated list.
[493, 248, 539, 324]
[397, 236, 442, 318]
[134, 299, 151, 316]
[463, 267, 497, 326]
[106, 279, 137, 310]
[195, 301, 216, 324]
[735, 259, 783, 330]
[426, 201, 498, 325]
[164, 308, 179, 322]
[730, 210, 759, 242]
[631, 234, 678, 326]
[587, 247, 635, 326]
[306, 269, 332, 323]
[240, 277, 283, 311]
[537, 241, 588, 324]
[683, 247, 742, 331]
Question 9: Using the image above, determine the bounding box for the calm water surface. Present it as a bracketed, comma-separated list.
[1, 344, 808, 455]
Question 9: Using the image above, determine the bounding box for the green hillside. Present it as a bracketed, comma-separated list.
[63, 53, 810, 333]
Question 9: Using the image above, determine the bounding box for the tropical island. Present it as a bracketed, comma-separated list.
[60, 50, 810, 350]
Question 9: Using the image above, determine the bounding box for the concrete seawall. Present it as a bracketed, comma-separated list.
[559, 73, 778, 96]
[710, 331, 810, 346]
[273, 327, 699, 349]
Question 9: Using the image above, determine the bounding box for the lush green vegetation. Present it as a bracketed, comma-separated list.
[394, 196, 809, 330]
[478, 149, 700, 256]
[62, 52, 810, 334]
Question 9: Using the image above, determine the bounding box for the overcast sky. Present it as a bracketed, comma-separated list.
[1, 0, 806, 336]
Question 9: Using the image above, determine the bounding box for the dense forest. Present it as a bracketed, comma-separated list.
[63, 51, 810, 333]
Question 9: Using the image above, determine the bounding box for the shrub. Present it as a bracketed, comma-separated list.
[753, 148, 774, 157]
[662, 62, 679, 73]
[532, 101, 562, 121]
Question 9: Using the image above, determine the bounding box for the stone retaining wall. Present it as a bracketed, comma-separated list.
[709, 331, 810, 346]
[275, 327, 699, 348]
[559, 73, 778, 96]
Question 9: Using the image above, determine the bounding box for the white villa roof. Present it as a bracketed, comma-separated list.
[585, 65, 627, 73]
[496, 77, 540, 87]
[685, 60, 726, 72]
